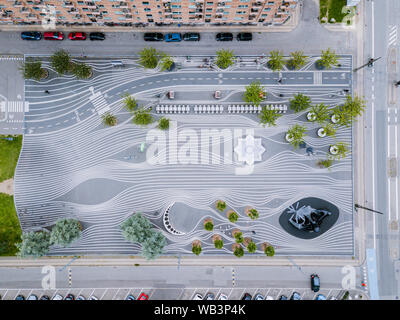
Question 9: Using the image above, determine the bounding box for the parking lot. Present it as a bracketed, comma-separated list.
[0, 287, 364, 300]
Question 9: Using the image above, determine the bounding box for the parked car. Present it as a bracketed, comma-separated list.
[144, 33, 164, 41]
[52, 294, 63, 300]
[76, 295, 86, 300]
[315, 294, 326, 300]
[27, 294, 38, 300]
[265, 296, 274, 300]
[253, 293, 264, 300]
[311, 274, 320, 292]
[15, 295, 25, 300]
[165, 33, 182, 42]
[40, 295, 50, 300]
[168, 90, 175, 99]
[214, 90, 221, 99]
[279, 295, 288, 300]
[204, 293, 215, 300]
[21, 31, 42, 41]
[218, 294, 228, 300]
[43, 32, 64, 40]
[68, 32, 86, 40]
[290, 292, 301, 300]
[126, 294, 135, 300]
[193, 293, 203, 300]
[237, 32, 252, 41]
[65, 294, 75, 300]
[216, 33, 233, 41]
[138, 293, 148, 300]
[241, 293, 252, 300]
[89, 32, 105, 41]
[89, 295, 98, 300]
[183, 33, 200, 41]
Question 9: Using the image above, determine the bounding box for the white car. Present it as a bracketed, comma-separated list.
[52, 294, 63, 300]
[265, 296, 274, 300]
[193, 293, 203, 300]
[218, 294, 228, 300]
[27, 294, 38, 300]
[168, 90, 175, 99]
[214, 90, 221, 99]
[89, 295, 98, 300]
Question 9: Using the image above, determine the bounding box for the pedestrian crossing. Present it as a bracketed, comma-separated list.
[314, 72, 322, 85]
[0, 55, 23, 61]
[89, 91, 110, 116]
[388, 25, 397, 47]
[1, 101, 29, 113]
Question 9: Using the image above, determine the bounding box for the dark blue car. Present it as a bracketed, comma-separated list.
[21, 32, 42, 41]
[164, 33, 182, 42]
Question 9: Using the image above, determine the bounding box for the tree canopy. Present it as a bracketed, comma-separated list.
[259, 107, 281, 127]
[287, 51, 308, 70]
[268, 50, 285, 71]
[310, 103, 330, 124]
[287, 124, 307, 149]
[50, 218, 81, 247]
[246, 241, 257, 253]
[120, 213, 154, 244]
[140, 230, 166, 260]
[158, 117, 170, 130]
[233, 246, 244, 258]
[102, 113, 118, 127]
[133, 108, 153, 126]
[243, 80, 266, 106]
[72, 63, 92, 79]
[19, 61, 46, 81]
[123, 94, 137, 112]
[139, 47, 165, 69]
[50, 50, 72, 75]
[214, 239, 224, 249]
[264, 245, 275, 257]
[16, 231, 51, 258]
[289, 93, 312, 113]
[216, 49, 235, 69]
[318, 48, 339, 69]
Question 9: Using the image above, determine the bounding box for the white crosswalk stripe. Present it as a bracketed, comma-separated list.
[388, 25, 397, 47]
[314, 72, 322, 85]
[89, 92, 110, 115]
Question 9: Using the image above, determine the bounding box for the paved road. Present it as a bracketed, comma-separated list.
[363, 0, 400, 300]
[0, 265, 367, 300]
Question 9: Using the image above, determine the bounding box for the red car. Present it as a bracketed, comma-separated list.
[43, 32, 64, 40]
[138, 293, 148, 300]
[68, 32, 86, 40]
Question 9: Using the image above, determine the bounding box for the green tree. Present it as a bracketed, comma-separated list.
[133, 108, 153, 126]
[268, 50, 285, 71]
[259, 107, 281, 127]
[287, 51, 308, 70]
[50, 218, 81, 247]
[246, 241, 257, 253]
[318, 48, 338, 69]
[216, 200, 226, 212]
[50, 49, 72, 75]
[192, 242, 202, 256]
[227, 211, 238, 223]
[234, 232, 244, 244]
[72, 63, 92, 79]
[102, 113, 118, 127]
[310, 103, 330, 124]
[289, 93, 312, 113]
[16, 231, 51, 258]
[321, 123, 336, 137]
[120, 213, 153, 244]
[19, 61, 46, 81]
[317, 157, 334, 168]
[336, 95, 366, 127]
[243, 80, 266, 106]
[123, 94, 137, 112]
[140, 230, 166, 260]
[264, 245, 275, 257]
[158, 117, 170, 130]
[216, 49, 235, 69]
[139, 47, 165, 69]
[214, 239, 224, 249]
[287, 124, 307, 149]
[204, 221, 214, 231]
[247, 208, 259, 220]
[332, 142, 348, 160]
[233, 246, 244, 258]
[160, 55, 174, 71]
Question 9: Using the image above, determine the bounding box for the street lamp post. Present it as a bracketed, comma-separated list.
[354, 204, 384, 215]
[353, 57, 382, 72]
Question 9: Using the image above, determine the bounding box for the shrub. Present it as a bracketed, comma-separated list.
[133, 108, 153, 126]
[192, 243, 202, 256]
[16, 231, 51, 258]
[310, 103, 330, 124]
[50, 218, 81, 247]
[246, 241, 257, 253]
[72, 63, 92, 79]
[317, 157, 334, 168]
[247, 208, 259, 220]
[120, 213, 153, 244]
[233, 246, 244, 258]
[158, 117, 170, 130]
[123, 94, 137, 112]
[216, 200, 226, 212]
[321, 123, 336, 137]
[214, 239, 224, 249]
[259, 106, 281, 127]
[216, 49, 235, 69]
[228, 211, 238, 223]
[264, 245, 275, 256]
[50, 50, 72, 75]
[234, 232, 244, 244]
[289, 93, 312, 113]
[140, 230, 166, 260]
[102, 113, 118, 127]
[160, 55, 174, 71]
[243, 80, 266, 106]
[204, 221, 214, 231]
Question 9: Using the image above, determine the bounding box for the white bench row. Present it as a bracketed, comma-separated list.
[228, 105, 262, 113]
[194, 105, 224, 113]
[264, 104, 288, 114]
[156, 105, 190, 113]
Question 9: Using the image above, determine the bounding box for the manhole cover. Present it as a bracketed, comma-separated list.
[390, 220, 399, 231]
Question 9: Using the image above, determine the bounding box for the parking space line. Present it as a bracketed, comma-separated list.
[190, 288, 198, 300]
[15, 289, 21, 300]
[276, 289, 282, 299]
[99, 289, 108, 300]
[89, 289, 95, 299]
[111, 288, 120, 300]
[215, 288, 221, 299]
[238, 288, 246, 300]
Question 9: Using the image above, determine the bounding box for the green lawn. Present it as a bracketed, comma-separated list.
[0, 194, 21, 256]
[320, 0, 348, 23]
[0, 135, 23, 256]
[0, 135, 23, 182]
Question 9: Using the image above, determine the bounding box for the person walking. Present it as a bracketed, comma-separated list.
[44, 90, 50, 94]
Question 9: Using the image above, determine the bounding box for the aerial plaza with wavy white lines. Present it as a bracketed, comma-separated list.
[14, 54, 354, 256]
